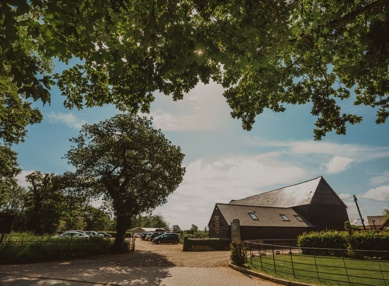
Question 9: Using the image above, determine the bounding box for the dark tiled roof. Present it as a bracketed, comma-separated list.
[216, 203, 314, 227]
[229, 177, 322, 207]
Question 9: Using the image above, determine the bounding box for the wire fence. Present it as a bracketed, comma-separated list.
[245, 241, 389, 286]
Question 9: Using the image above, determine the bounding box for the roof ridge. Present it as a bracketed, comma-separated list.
[261, 176, 322, 195]
[218, 203, 293, 209]
[229, 176, 323, 203]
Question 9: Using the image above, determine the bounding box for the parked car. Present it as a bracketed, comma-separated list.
[54, 230, 90, 239]
[141, 232, 151, 240]
[133, 233, 141, 238]
[148, 232, 165, 241]
[152, 233, 180, 244]
[85, 230, 99, 237]
[98, 232, 112, 237]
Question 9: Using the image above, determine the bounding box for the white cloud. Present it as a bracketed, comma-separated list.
[338, 193, 353, 200]
[361, 185, 389, 201]
[149, 110, 221, 131]
[253, 139, 389, 160]
[369, 171, 389, 186]
[323, 156, 354, 174]
[16, 170, 34, 187]
[47, 112, 86, 129]
[154, 154, 308, 230]
[147, 82, 235, 131]
[247, 138, 389, 174]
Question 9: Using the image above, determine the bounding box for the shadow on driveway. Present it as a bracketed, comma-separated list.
[0, 250, 176, 285]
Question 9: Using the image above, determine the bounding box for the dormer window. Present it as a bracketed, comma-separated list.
[249, 212, 258, 220]
[294, 214, 303, 222]
[280, 214, 290, 221]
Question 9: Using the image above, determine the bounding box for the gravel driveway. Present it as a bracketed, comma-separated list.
[0, 239, 281, 285]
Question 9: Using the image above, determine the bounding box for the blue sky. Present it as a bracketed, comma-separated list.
[15, 74, 389, 230]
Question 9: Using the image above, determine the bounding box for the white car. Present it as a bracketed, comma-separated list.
[54, 230, 90, 239]
[85, 230, 99, 237]
[98, 232, 112, 237]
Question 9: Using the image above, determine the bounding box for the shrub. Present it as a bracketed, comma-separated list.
[298, 231, 348, 256]
[347, 231, 389, 259]
[183, 237, 230, 251]
[298, 230, 389, 259]
[230, 243, 247, 266]
[0, 235, 115, 263]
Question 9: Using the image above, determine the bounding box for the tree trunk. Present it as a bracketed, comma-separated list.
[113, 214, 131, 252]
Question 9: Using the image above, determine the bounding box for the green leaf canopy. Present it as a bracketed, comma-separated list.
[2, 1, 388, 139]
[65, 114, 185, 249]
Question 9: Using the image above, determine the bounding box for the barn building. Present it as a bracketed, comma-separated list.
[208, 176, 349, 241]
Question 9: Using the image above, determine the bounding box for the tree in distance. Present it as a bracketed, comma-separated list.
[171, 224, 181, 232]
[1, 1, 388, 140]
[64, 114, 185, 250]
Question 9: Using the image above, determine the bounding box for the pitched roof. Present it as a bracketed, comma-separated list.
[367, 216, 385, 226]
[229, 176, 323, 208]
[216, 203, 314, 228]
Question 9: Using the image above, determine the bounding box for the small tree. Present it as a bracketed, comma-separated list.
[190, 224, 198, 233]
[172, 225, 181, 232]
[83, 205, 113, 231]
[24, 172, 66, 235]
[383, 208, 389, 221]
[65, 114, 185, 250]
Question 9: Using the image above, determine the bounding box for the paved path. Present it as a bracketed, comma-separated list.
[0, 240, 281, 286]
[0, 264, 279, 285]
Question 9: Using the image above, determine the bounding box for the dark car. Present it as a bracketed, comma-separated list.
[152, 233, 180, 244]
[148, 232, 164, 241]
[141, 232, 151, 240]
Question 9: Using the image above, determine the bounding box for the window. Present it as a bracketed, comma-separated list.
[249, 212, 258, 220]
[280, 214, 290, 221]
[294, 214, 303, 222]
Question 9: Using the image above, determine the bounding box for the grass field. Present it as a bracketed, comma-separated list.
[248, 253, 389, 286]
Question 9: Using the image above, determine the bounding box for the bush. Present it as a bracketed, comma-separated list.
[298, 231, 348, 256]
[230, 243, 247, 266]
[298, 230, 389, 259]
[347, 231, 389, 259]
[0, 234, 115, 263]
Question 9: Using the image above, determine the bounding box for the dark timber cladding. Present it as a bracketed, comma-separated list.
[208, 176, 349, 241]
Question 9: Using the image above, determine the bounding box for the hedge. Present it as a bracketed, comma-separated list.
[297, 230, 348, 256]
[347, 231, 389, 259]
[183, 237, 230, 251]
[298, 230, 389, 259]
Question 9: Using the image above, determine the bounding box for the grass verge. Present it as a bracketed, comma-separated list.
[247, 253, 389, 286]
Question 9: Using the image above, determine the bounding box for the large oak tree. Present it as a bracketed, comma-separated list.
[64, 114, 185, 250]
[2, 1, 388, 140]
[0, 79, 42, 209]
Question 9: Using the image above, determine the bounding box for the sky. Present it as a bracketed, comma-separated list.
[14, 66, 389, 231]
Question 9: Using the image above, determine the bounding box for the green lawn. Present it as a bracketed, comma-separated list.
[247, 253, 389, 286]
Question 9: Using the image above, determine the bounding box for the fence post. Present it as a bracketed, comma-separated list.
[342, 257, 351, 284]
[249, 243, 253, 266]
[313, 254, 320, 280]
[289, 246, 296, 278]
[377, 261, 386, 284]
[272, 244, 277, 273]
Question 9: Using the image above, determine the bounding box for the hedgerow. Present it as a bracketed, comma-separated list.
[298, 230, 389, 259]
